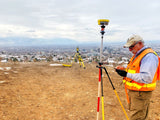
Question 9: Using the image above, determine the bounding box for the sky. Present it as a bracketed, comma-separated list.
[0, 0, 160, 46]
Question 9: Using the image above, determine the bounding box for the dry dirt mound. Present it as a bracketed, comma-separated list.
[0, 62, 160, 120]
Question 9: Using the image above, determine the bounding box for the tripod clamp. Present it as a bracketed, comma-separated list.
[100, 25, 105, 35]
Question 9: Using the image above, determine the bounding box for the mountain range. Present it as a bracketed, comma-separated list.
[0, 37, 159, 47]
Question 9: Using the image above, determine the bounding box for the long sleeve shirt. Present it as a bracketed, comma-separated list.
[127, 46, 159, 84]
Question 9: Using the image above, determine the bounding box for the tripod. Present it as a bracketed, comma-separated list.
[96, 19, 129, 120]
[72, 47, 86, 69]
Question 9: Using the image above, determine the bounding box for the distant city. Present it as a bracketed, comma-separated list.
[0, 41, 160, 66]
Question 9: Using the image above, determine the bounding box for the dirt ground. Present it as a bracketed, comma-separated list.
[0, 62, 160, 120]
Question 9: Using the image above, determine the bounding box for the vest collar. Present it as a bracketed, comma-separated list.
[132, 46, 150, 62]
[135, 46, 149, 57]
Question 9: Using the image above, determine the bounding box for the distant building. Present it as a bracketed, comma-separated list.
[122, 57, 129, 63]
[118, 57, 129, 66]
[107, 58, 115, 64]
[1, 59, 7, 63]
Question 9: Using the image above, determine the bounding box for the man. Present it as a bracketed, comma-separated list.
[115, 35, 159, 120]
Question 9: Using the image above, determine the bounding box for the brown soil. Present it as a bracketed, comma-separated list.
[0, 62, 160, 120]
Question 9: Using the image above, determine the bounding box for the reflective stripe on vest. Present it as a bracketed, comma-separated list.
[124, 80, 156, 91]
[124, 48, 158, 91]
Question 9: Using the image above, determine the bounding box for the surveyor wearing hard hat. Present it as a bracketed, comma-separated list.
[115, 34, 159, 120]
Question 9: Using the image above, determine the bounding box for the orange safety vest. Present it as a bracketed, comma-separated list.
[123, 48, 159, 92]
[157, 56, 160, 80]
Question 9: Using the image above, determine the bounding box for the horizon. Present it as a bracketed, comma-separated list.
[0, 39, 159, 48]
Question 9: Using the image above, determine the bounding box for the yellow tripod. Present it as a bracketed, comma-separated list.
[72, 47, 86, 69]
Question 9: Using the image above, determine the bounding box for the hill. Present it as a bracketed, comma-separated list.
[0, 62, 160, 120]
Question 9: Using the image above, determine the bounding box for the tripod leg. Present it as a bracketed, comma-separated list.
[101, 68, 105, 120]
[82, 62, 85, 69]
[103, 67, 129, 120]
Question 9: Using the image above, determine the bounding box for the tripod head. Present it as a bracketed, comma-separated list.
[98, 19, 109, 35]
[76, 47, 79, 53]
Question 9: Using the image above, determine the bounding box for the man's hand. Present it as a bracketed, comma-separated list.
[115, 69, 127, 77]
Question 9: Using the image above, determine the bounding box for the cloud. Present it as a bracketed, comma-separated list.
[0, 0, 160, 46]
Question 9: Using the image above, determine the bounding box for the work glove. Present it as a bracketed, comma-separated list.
[115, 69, 127, 77]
